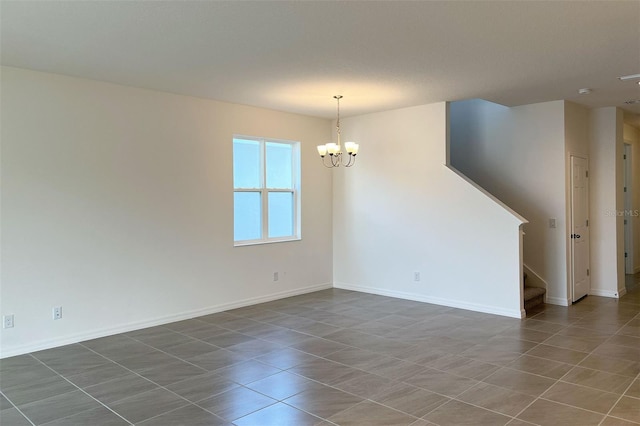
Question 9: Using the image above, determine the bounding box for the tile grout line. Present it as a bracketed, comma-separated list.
[463, 304, 629, 424]
[24, 353, 134, 426]
[5, 288, 639, 425]
[0, 379, 37, 426]
[195, 296, 639, 424]
[598, 367, 640, 426]
[74, 342, 240, 421]
[77, 332, 326, 424]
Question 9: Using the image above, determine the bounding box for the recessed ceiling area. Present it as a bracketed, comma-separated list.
[1, 1, 639, 118]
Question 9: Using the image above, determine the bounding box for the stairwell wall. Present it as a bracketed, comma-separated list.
[623, 122, 640, 273]
[450, 99, 569, 304]
[333, 102, 526, 318]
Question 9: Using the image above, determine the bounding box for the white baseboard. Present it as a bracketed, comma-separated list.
[334, 281, 524, 319]
[589, 288, 625, 298]
[0, 282, 332, 359]
[545, 296, 570, 306]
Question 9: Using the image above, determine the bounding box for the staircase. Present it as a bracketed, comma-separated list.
[523, 272, 546, 312]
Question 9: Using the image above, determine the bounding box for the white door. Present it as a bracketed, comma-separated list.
[571, 156, 590, 302]
[624, 144, 634, 274]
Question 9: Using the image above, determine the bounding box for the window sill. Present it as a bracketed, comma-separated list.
[234, 237, 301, 247]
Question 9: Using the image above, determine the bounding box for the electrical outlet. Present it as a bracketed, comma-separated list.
[414, 272, 421, 282]
[273, 272, 279, 282]
[3, 314, 14, 329]
[53, 306, 62, 320]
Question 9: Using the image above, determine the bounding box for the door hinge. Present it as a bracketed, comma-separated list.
[586, 170, 589, 178]
[624, 154, 627, 159]
[625, 252, 628, 258]
[586, 219, 589, 227]
[624, 187, 627, 192]
[587, 269, 590, 276]
[625, 219, 628, 225]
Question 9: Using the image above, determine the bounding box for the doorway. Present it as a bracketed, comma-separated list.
[570, 155, 590, 302]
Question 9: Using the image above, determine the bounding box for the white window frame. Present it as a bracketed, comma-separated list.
[233, 135, 301, 246]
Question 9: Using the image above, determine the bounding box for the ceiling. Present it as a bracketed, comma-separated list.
[1, 1, 639, 119]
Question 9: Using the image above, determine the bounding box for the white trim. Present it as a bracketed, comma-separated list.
[0, 282, 332, 359]
[333, 281, 524, 319]
[545, 296, 570, 306]
[589, 288, 625, 298]
[523, 264, 548, 290]
[233, 136, 301, 245]
[635, 266, 640, 274]
[446, 165, 529, 224]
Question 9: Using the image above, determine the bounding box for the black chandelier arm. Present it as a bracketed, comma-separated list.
[331, 153, 341, 167]
[321, 155, 338, 168]
[320, 152, 358, 168]
[344, 154, 356, 167]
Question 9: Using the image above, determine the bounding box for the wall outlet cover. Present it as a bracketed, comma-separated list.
[3, 315, 15, 329]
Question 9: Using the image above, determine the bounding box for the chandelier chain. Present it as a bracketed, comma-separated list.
[335, 95, 341, 139]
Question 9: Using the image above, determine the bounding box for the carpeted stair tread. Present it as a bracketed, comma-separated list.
[523, 286, 545, 301]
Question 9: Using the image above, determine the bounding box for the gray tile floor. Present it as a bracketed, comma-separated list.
[1, 276, 639, 425]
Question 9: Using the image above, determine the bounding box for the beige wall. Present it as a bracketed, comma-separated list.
[589, 107, 625, 297]
[451, 100, 629, 301]
[1, 67, 334, 357]
[450, 99, 569, 304]
[564, 101, 590, 299]
[623, 122, 640, 273]
[333, 103, 526, 318]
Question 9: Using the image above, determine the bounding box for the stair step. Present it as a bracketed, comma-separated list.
[523, 286, 546, 312]
[523, 286, 545, 301]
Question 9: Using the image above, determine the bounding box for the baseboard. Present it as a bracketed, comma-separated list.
[0, 282, 332, 359]
[545, 296, 570, 306]
[635, 266, 640, 274]
[589, 288, 624, 298]
[333, 281, 524, 319]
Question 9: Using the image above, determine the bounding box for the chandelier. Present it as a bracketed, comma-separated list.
[317, 95, 359, 167]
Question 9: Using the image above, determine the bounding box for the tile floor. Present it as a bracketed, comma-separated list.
[1, 276, 639, 425]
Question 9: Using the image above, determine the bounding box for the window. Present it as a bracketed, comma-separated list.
[233, 136, 300, 245]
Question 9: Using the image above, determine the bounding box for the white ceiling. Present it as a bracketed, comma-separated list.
[1, 1, 639, 119]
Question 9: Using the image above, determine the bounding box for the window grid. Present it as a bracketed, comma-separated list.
[233, 136, 300, 246]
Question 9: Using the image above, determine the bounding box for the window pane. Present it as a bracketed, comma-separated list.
[266, 142, 292, 189]
[268, 192, 294, 238]
[234, 192, 261, 241]
[233, 139, 260, 188]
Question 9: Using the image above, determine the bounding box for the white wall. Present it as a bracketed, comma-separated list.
[589, 107, 625, 297]
[333, 103, 526, 318]
[450, 99, 569, 304]
[623, 122, 640, 273]
[0, 67, 333, 357]
[564, 101, 591, 297]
